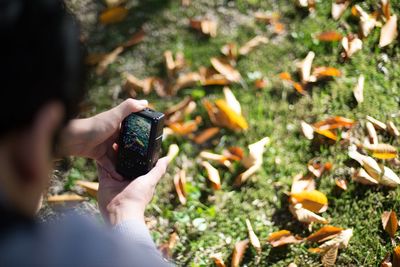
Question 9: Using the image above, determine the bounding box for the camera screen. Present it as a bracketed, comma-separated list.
[121, 114, 152, 157]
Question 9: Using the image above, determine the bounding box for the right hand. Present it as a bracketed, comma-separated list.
[97, 157, 169, 225]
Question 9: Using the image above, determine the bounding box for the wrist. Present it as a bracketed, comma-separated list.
[107, 198, 145, 225]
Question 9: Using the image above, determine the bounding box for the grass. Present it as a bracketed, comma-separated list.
[64, 0, 400, 266]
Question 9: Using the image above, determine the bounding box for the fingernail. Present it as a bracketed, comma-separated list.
[138, 100, 148, 106]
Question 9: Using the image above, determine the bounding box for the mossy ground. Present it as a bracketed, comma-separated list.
[62, 0, 400, 266]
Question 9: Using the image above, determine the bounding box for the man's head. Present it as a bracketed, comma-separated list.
[0, 0, 86, 216]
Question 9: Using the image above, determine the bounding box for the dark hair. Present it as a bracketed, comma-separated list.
[0, 0, 86, 136]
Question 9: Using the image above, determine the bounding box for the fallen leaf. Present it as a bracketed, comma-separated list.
[293, 82, 306, 95]
[314, 128, 338, 141]
[122, 28, 145, 48]
[366, 121, 379, 144]
[99, 6, 128, 25]
[210, 253, 226, 267]
[174, 169, 187, 205]
[348, 149, 382, 180]
[246, 219, 261, 253]
[231, 239, 249, 267]
[201, 161, 222, 190]
[105, 0, 125, 7]
[321, 245, 339, 267]
[335, 178, 348, 191]
[85, 53, 107, 66]
[47, 193, 85, 203]
[317, 229, 353, 250]
[382, 211, 398, 238]
[171, 72, 201, 94]
[215, 99, 248, 131]
[380, 15, 398, 48]
[306, 226, 343, 243]
[363, 143, 398, 159]
[267, 230, 303, 247]
[159, 232, 179, 259]
[394, 245, 400, 267]
[199, 151, 231, 168]
[353, 75, 365, 104]
[165, 97, 194, 124]
[193, 127, 220, 144]
[279, 72, 292, 81]
[342, 35, 363, 58]
[290, 190, 328, 213]
[301, 121, 314, 140]
[355, 5, 377, 37]
[307, 159, 331, 178]
[254, 11, 280, 24]
[367, 115, 388, 131]
[96, 46, 124, 75]
[298, 51, 315, 83]
[221, 43, 238, 61]
[352, 167, 379, 185]
[332, 0, 349, 20]
[199, 67, 230, 86]
[169, 117, 202, 136]
[190, 19, 217, 37]
[223, 87, 242, 115]
[75, 180, 98, 198]
[210, 57, 242, 83]
[166, 144, 180, 163]
[312, 67, 341, 80]
[380, 166, 400, 187]
[316, 31, 343, 42]
[238, 36, 268, 56]
[225, 146, 244, 161]
[387, 121, 400, 137]
[291, 173, 316, 194]
[382, 0, 391, 20]
[380, 252, 392, 267]
[254, 78, 268, 89]
[289, 203, 328, 224]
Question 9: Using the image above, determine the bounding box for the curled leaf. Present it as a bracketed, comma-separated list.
[352, 168, 379, 185]
[201, 161, 222, 190]
[353, 75, 365, 104]
[380, 15, 398, 48]
[210, 253, 226, 267]
[174, 169, 187, 205]
[289, 203, 328, 224]
[381, 211, 398, 238]
[332, 0, 349, 20]
[306, 225, 343, 243]
[47, 193, 85, 203]
[335, 178, 348, 191]
[238, 36, 268, 56]
[246, 219, 261, 253]
[99, 6, 128, 25]
[348, 149, 382, 180]
[290, 190, 328, 213]
[96, 46, 124, 75]
[193, 127, 220, 144]
[291, 173, 316, 194]
[366, 121, 379, 145]
[316, 31, 343, 42]
[210, 57, 242, 83]
[298, 51, 315, 83]
[380, 166, 400, 188]
[367, 115, 387, 131]
[215, 99, 248, 131]
[223, 87, 241, 115]
[363, 143, 398, 159]
[387, 121, 400, 137]
[342, 35, 363, 58]
[189, 19, 217, 37]
[169, 117, 202, 136]
[267, 230, 303, 247]
[301, 121, 314, 140]
[199, 151, 231, 168]
[75, 180, 98, 199]
[231, 239, 249, 267]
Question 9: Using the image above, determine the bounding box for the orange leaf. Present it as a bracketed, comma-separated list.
[99, 7, 128, 25]
[169, 117, 201, 136]
[335, 178, 348, 191]
[381, 211, 398, 238]
[47, 193, 85, 203]
[190, 19, 217, 37]
[231, 239, 249, 267]
[193, 127, 220, 144]
[316, 31, 343, 42]
[267, 230, 303, 247]
[201, 161, 222, 190]
[123, 28, 145, 48]
[159, 232, 179, 259]
[210, 253, 226, 267]
[293, 82, 306, 95]
[290, 190, 328, 213]
[314, 128, 338, 141]
[306, 226, 343, 243]
[312, 67, 341, 79]
[174, 169, 187, 205]
[238, 35, 268, 56]
[75, 180, 99, 198]
[96, 46, 124, 75]
[394, 245, 400, 267]
[279, 72, 292, 81]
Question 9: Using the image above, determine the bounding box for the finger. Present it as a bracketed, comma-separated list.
[97, 155, 125, 181]
[143, 157, 169, 185]
[116, 98, 148, 121]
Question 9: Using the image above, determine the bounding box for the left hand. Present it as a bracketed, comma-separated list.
[56, 99, 148, 179]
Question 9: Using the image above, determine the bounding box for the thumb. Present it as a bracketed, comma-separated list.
[142, 157, 169, 185]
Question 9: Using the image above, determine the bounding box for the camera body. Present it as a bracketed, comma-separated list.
[116, 108, 164, 180]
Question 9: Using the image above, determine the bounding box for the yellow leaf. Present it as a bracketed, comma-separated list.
[314, 128, 338, 141]
[290, 190, 328, 213]
[75, 180, 98, 198]
[363, 143, 398, 159]
[215, 99, 248, 131]
[99, 7, 128, 25]
[223, 87, 242, 115]
[381, 211, 398, 238]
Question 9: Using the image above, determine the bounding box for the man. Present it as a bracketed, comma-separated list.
[0, 0, 172, 266]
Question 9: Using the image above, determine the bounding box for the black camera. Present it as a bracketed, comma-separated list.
[116, 108, 164, 179]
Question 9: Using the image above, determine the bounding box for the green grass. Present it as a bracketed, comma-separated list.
[65, 0, 400, 266]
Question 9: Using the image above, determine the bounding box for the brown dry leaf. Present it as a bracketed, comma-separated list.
[174, 169, 187, 205]
[291, 173, 316, 194]
[367, 115, 388, 131]
[231, 239, 249, 267]
[332, 0, 349, 20]
[245, 219, 261, 254]
[124, 74, 157, 96]
[169, 117, 202, 136]
[199, 151, 231, 168]
[99, 6, 128, 25]
[96, 46, 124, 75]
[123, 28, 145, 48]
[354, 5, 377, 37]
[210, 253, 226, 267]
[298, 51, 315, 83]
[254, 78, 268, 89]
[315, 229, 353, 251]
[210, 57, 242, 83]
[387, 121, 400, 137]
[199, 67, 230, 86]
[193, 127, 220, 144]
[380, 252, 392, 267]
[47, 193, 85, 203]
[254, 11, 280, 24]
[289, 203, 328, 224]
[164, 50, 186, 79]
[394, 245, 400, 267]
[75, 180, 98, 198]
[267, 230, 303, 247]
[382, 211, 398, 238]
[171, 72, 201, 94]
[165, 97, 193, 124]
[293, 82, 306, 95]
[363, 143, 398, 159]
[353, 75, 365, 104]
[342, 35, 363, 58]
[321, 245, 339, 267]
[189, 19, 217, 37]
[382, 0, 391, 20]
[238, 36, 268, 56]
[380, 166, 400, 187]
[201, 161, 222, 190]
[85, 53, 107, 66]
[306, 225, 343, 243]
[223, 147, 244, 162]
[348, 149, 382, 180]
[316, 31, 343, 42]
[380, 15, 398, 48]
[307, 159, 331, 178]
[352, 167, 379, 185]
[301, 121, 314, 140]
[366, 121, 379, 144]
[290, 190, 328, 213]
[335, 178, 348, 190]
[166, 144, 179, 163]
[159, 232, 179, 259]
[221, 43, 238, 61]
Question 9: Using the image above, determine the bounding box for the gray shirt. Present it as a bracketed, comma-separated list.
[0, 214, 174, 267]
